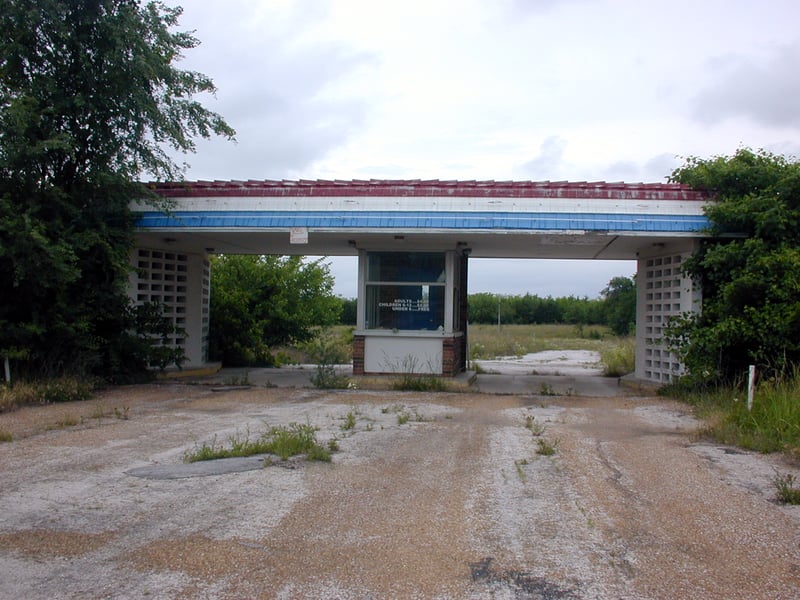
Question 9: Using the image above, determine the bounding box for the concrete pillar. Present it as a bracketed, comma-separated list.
[128, 247, 210, 368]
[635, 240, 702, 384]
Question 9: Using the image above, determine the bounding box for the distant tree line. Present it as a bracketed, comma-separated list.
[336, 275, 637, 336]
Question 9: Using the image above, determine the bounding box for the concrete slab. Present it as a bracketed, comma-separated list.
[473, 373, 631, 397]
[190, 364, 628, 398]
[126, 456, 266, 479]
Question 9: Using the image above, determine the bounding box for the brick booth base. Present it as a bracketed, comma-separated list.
[442, 336, 462, 377]
[351, 334, 463, 377]
[352, 335, 365, 375]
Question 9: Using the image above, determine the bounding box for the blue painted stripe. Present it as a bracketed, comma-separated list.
[135, 210, 710, 233]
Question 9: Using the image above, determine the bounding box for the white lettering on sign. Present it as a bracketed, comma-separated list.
[378, 299, 430, 312]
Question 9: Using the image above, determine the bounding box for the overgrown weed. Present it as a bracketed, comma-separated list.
[600, 337, 635, 377]
[0, 377, 94, 412]
[773, 471, 800, 504]
[184, 422, 333, 463]
[672, 374, 800, 455]
[535, 438, 559, 456]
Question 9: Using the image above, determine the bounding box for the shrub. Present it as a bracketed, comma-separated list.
[600, 337, 635, 377]
[306, 328, 352, 389]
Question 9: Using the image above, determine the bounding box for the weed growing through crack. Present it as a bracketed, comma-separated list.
[341, 410, 357, 431]
[383, 403, 425, 425]
[397, 407, 425, 425]
[525, 414, 545, 436]
[184, 422, 333, 463]
[0, 430, 11, 442]
[536, 438, 559, 456]
[45, 415, 80, 430]
[514, 458, 529, 481]
[774, 471, 800, 504]
[539, 382, 558, 396]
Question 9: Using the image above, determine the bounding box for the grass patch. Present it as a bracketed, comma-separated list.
[45, 415, 80, 430]
[391, 373, 448, 392]
[184, 422, 334, 463]
[673, 375, 800, 455]
[0, 430, 12, 443]
[0, 377, 94, 412]
[599, 337, 635, 377]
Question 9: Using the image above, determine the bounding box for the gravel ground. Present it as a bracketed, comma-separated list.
[1, 383, 800, 599]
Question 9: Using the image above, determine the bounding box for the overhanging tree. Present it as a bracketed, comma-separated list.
[666, 148, 800, 384]
[0, 0, 234, 379]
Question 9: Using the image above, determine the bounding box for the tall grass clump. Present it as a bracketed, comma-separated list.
[673, 374, 800, 455]
[1, 377, 94, 413]
[600, 337, 635, 377]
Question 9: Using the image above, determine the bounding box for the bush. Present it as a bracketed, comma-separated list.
[306, 328, 352, 389]
[600, 337, 635, 377]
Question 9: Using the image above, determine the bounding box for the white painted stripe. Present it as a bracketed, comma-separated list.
[132, 195, 708, 216]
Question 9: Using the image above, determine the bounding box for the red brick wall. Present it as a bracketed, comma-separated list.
[352, 335, 365, 375]
[442, 336, 462, 377]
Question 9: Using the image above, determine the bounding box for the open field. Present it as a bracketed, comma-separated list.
[468, 323, 621, 357]
[2, 383, 800, 599]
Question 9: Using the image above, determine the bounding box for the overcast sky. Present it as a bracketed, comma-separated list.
[165, 0, 800, 298]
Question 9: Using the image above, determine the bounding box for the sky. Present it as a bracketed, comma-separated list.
[164, 0, 800, 298]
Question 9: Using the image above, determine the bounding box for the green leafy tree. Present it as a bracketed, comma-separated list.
[338, 297, 357, 326]
[209, 255, 342, 367]
[601, 275, 636, 336]
[667, 148, 800, 383]
[0, 1, 234, 379]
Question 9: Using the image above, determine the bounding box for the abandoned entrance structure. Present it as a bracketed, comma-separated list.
[131, 179, 711, 385]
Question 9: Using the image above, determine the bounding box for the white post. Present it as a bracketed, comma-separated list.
[3, 356, 10, 384]
[747, 365, 756, 411]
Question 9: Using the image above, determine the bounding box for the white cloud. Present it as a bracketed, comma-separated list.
[692, 41, 800, 129]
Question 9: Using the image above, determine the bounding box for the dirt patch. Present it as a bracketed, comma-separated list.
[1, 385, 799, 598]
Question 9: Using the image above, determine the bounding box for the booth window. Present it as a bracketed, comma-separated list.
[365, 252, 445, 330]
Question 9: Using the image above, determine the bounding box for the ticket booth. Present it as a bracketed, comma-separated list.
[353, 249, 468, 376]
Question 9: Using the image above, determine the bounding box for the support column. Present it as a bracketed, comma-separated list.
[128, 247, 210, 368]
[635, 241, 702, 384]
